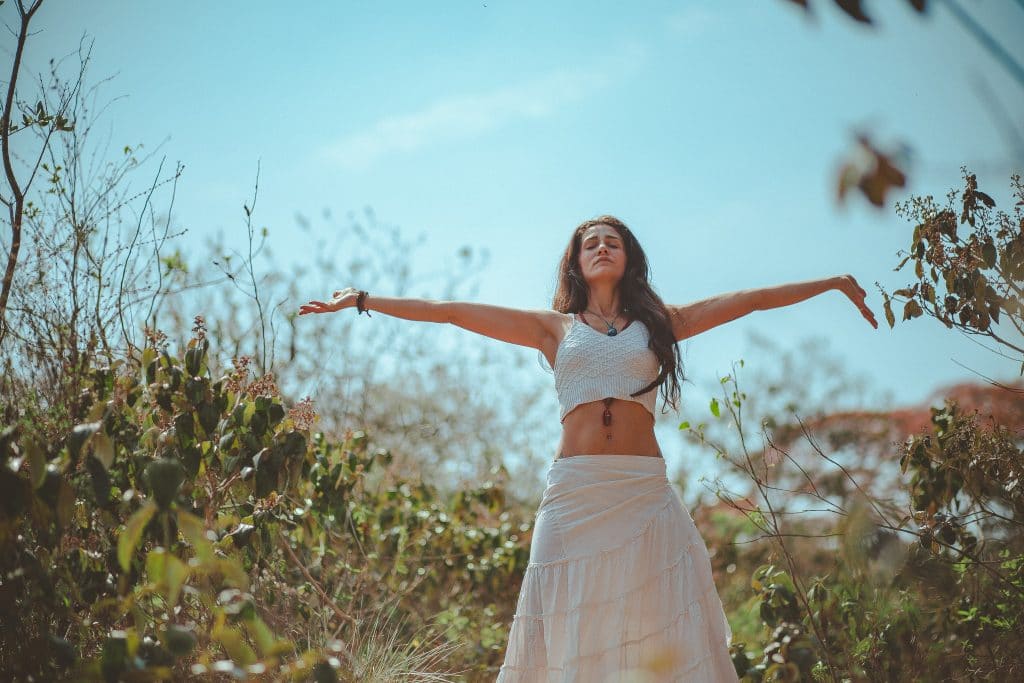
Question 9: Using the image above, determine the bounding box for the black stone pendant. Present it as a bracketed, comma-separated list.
[606, 327, 617, 336]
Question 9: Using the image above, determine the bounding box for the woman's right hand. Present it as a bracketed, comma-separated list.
[298, 287, 360, 316]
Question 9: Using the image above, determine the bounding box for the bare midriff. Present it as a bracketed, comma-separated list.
[555, 399, 662, 460]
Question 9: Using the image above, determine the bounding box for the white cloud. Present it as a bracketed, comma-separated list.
[321, 45, 645, 170]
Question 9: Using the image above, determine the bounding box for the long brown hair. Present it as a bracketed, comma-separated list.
[552, 215, 683, 414]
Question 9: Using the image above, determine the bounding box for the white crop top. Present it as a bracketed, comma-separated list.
[553, 314, 660, 422]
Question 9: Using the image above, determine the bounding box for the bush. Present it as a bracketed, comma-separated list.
[0, 325, 535, 681]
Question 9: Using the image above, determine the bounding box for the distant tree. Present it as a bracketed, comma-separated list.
[0, 0, 67, 342]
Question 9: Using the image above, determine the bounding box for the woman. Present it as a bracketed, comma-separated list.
[298, 215, 877, 682]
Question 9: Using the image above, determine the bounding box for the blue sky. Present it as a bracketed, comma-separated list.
[8, 1, 1024, 484]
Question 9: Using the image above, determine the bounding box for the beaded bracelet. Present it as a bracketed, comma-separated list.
[355, 290, 372, 317]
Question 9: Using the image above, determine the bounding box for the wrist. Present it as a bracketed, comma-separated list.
[356, 290, 372, 316]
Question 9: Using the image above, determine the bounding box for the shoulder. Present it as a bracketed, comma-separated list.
[540, 310, 576, 339]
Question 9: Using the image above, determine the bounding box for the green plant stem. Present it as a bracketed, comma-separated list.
[723, 368, 841, 683]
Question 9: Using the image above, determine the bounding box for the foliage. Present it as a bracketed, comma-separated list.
[683, 356, 1023, 681]
[0, 327, 536, 680]
[883, 170, 1024, 371]
[0, 24, 550, 677]
[683, 160, 1024, 679]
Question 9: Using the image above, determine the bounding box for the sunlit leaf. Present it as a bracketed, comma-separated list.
[177, 509, 214, 563]
[245, 615, 281, 657]
[212, 623, 256, 666]
[882, 293, 896, 328]
[903, 299, 924, 320]
[147, 547, 189, 606]
[118, 500, 157, 572]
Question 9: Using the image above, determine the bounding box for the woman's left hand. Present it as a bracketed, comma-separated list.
[837, 274, 877, 328]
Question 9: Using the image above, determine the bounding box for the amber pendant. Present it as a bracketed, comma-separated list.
[602, 398, 613, 427]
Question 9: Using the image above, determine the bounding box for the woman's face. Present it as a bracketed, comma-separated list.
[577, 223, 627, 287]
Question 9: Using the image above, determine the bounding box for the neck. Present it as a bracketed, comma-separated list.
[587, 284, 622, 319]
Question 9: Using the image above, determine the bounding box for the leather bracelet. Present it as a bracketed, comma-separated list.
[356, 290, 372, 317]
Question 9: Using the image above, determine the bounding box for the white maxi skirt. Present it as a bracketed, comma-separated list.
[497, 454, 738, 683]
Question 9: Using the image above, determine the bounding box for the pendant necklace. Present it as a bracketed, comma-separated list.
[584, 308, 622, 336]
[580, 309, 625, 440]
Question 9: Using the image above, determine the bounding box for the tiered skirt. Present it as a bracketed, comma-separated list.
[497, 454, 738, 683]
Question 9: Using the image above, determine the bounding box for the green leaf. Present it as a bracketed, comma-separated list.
[46, 634, 76, 668]
[119, 500, 158, 572]
[312, 662, 340, 683]
[245, 616, 280, 657]
[145, 458, 186, 510]
[243, 400, 257, 426]
[678, 421, 690, 431]
[213, 624, 256, 666]
[145, 548, 166, 582]
[56, 476, 76, 528]
[68, 421, 100, 462]
[163, 553, 189, 606]
[710, 398, 721, 418]
[176, 509, 214, 562]
[163, 625, 197, 657]
[26, 438, 46, 490]
[147, 548, 189, 606]
[141, 347, 156, 379]
[982, 241, 997, 268]
[101, 632, 128, 681]
[93, 431, 115, 470]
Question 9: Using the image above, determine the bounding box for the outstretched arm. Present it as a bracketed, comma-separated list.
[668, 275, 877, 341]
[298, 287, 566, 354]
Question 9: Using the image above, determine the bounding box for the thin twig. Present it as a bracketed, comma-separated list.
[278, 533, 357, 629]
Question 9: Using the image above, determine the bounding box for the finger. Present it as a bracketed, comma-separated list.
[309, 300, 328, 307]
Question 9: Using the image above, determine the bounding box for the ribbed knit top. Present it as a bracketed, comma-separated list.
[553, 314, 660, 422]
